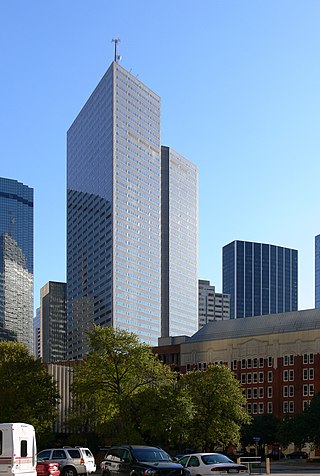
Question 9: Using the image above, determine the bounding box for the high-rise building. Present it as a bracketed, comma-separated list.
[0, 177, 34, 352]
[40, 281, 67, 362]
[33, 307, 40, 357]
[223, 240, 298, 319]
[198, 279, 230, 328]
[161, 146, 198, 337]
[315, 234, 320, 308]
[67, 61, 163, 359]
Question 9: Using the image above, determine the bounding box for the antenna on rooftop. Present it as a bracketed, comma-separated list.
[112, 38, 122, 63]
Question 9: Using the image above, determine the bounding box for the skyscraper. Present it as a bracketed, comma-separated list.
[223, 240, 298, 319]
[0, 177, 34, 352]
[40, 281, 67, 362]
[161, 146, 198, 337]
[67, 61, 162, 358]
[198, 279, 230, 328]
[315, 234, 320, 308]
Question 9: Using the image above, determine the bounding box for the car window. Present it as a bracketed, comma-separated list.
[52, 450, 66, 459]
[84, 450, 93, 457]
[201, 454, 232, 464]
[107, 449, 122, 462]
[38, 451, 51, 460]
[178, 456, 189, 467]
[67, 450, 81, 459]
[132, 448, 171, 462]
[189, 456, 200, 467]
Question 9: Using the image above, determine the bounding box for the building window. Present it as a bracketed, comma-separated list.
[259, 387, 264, 398]
[283, 370, 288, 382]
[303, 384, 308, 396]
[253, 358, 258, 368]
[309, 368, 314, 380]
[186, 363, 191, 372]
[268, 356, 273, 367]
[289, 370, 294, 381]
[303, 400, 310, 411]
[289, 401, 294, 413]
[259, 357, 264, 368]
[303, 369, 308, 380]
[232, 360, 237, 370]
[253, 403, 257, 414]
[303, 353, 308, 364]
[267, 402, 273, 414]
[241, 359, 246, 369]
[253, 388, 258, 399]
[283, 401, 288, 413]
[247, 389, 252, 399]
[247, 359, 252, 369]
[283, 355, 289, 366]
[247, 374, 252, 384]
[241, 374, 246, 384]
[247, 403, 252, 413]
[259, 372, 264, 383]
[253, 373, 258, 383]
[268, 371, 273, 382]
[258, 403, 264, 414]
[289, 385, 294, 397]
[289, 355, 294, 365]
[309, 384, 314, 396]
[283, 386, 288, 397]
[310, 353, 314, 364]
[268, 387, 273, 398]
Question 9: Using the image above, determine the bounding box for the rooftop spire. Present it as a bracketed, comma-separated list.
[112, 38, 122, 63]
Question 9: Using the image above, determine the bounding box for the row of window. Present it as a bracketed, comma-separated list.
[232, 353, 315, 370]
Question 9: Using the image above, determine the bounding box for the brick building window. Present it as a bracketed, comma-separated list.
[309, 368, 314, 380]
[267, 402, 273, 413]
[259, 357, 264, 368]
[283, 386, 288, 397]
[259, 372, 264, 383]
[283, 370, 288, 382]
[259, 403, 264, 414]
[303, 384, 308, 396]
[289, 385, 294, 397]
[268, 387, 273, 398]
[253, 358, 258, 368]
[289, 370, 294, 381]
[268, 356, 273, 367]
[268, 371, 273, 382]
[303, 369, 308, 380]
[259, 387, 264, 398]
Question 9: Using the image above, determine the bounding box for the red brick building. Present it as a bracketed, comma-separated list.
[154, 308, 320, 419]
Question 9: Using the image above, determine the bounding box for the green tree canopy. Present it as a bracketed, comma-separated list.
[0, 341, 59, 441]
[71, 326, 175, 442]
[181, 364, 251, 451]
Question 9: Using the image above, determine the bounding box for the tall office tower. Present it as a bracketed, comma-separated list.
[198, 279, 230, 328]
[33, 307, 40, 357]
[67, 61, 162, 358]
[40, 281, 67, 362]
[0, 177, 34, 352]
[161, 146, 198, 337]
[315, 234, 320, 308]
[223, 240, 298, 319]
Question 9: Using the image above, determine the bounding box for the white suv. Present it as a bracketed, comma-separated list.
[37, 447, 96, 476]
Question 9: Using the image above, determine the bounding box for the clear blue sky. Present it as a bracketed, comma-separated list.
[1, 0, 319, 312]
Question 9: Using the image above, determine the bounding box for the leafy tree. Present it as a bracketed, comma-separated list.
[130, 380, 194, 450]
[0, 341, 59, 442]
[71, 326, 175, 443]
[181, 364, 251, 451]
[242, 414, 280, 447]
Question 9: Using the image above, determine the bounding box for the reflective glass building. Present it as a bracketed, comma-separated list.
[161, 146, 198, 337]
[67, 61, 162, 358]
[223, 240, 298, 319]
[0, 177, 34, 352]
[315, 234, 320, 308]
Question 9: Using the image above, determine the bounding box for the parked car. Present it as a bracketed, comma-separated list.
[36, 459, 60, 476]
[101, 445, 189, 476]
[178, 453, 249, 476]
[286, 451, 308, 459]
[37, 447, 96, 476]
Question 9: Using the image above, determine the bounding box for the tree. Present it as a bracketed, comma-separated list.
[242, 414, 280, 447]
[71, 326, 175, 443]
[181, 364, 251, 451]
[0, 341, 59, 442]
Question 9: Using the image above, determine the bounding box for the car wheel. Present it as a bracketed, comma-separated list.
[62, 467, 77, 476]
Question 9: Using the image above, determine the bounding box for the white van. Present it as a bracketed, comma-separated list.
[0, 423, 37, 476]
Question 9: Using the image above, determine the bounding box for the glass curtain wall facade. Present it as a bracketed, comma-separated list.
[161, 146, 198, 337]
[0, 177, 34, 352]
[67, 61, 161, 358]
[315, 234, 320, 308]
[40, 281, 67, 362]
[223, 240, 298, 319]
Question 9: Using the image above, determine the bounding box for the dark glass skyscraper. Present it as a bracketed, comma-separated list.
[40, 281, 67, 362]
[223, 240, 298, 319]
[67, 61, 162, 358]
[0, 177, 34, 352]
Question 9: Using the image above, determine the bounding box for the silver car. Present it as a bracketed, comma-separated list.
[37, 447, 96, 476]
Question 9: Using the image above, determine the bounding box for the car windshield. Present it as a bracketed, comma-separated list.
[201, 454, 233, 465]
[132, 448, 171, 462]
